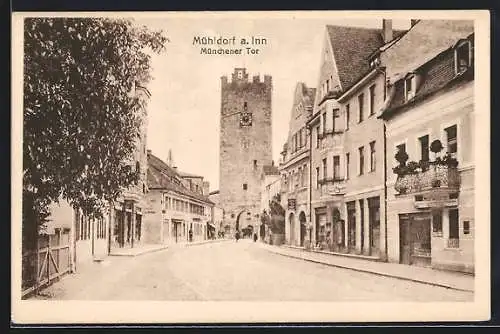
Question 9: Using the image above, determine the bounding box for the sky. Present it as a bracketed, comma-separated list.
[135, 14, 410, 192]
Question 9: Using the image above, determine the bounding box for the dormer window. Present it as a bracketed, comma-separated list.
[369, 56, 380, 68]
[405, 74, 416, 101]
[455, 40, 472, 74]
[237, 70, 243, 79]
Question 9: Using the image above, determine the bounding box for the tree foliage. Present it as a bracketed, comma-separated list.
[23, 17, 168, 237]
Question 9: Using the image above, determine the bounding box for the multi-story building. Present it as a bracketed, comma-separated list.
[105, 84, 150, 253]
[307, 22, 406, 257]
[219, 68, 273, 235]
[279, 83, 316, 247]
[379, 20, 474, 273]
[144, 150, 214, 244]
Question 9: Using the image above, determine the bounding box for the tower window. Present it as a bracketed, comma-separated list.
[243, 183, 248, 190]
[244, 101, 248, 110]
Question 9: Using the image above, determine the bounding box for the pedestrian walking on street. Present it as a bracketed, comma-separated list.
[235, 231, 240, 242]
[189, 229, 193, 242]
[253, 232, 258, 242]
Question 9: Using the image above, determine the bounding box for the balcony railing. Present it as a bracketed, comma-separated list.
[394, 165, 460, 195]
[320, 177, 346, 195]
[447, 238, 460, 248]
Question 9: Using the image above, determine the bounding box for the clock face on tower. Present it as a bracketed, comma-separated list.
[240, 112, 253, 127]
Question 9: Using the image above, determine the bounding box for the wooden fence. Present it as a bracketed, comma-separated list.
[21, 228, 72, 299]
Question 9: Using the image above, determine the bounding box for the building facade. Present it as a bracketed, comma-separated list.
[145, 151, 214, 245]
[279, 83, 316, 247]
[108, 84, 151, 252]
[219, 68, 273, 234]
[380, 21, 474, 273]
[306, 22, 405, 257]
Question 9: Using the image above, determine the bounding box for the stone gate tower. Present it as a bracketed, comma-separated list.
[219, 68, 273, 234]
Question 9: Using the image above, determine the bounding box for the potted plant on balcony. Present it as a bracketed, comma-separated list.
[429, 140, 445, 187]
[430, 139, 444, 160]
[393, 149, 409, 194]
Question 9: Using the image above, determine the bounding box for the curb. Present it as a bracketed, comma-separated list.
[109, 246, 169, 257]
[263, 246, 474, 293]
[184, 239, 231, 247]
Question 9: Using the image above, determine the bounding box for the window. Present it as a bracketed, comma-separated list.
[332, 109, 339, 133]
[316, 167, 320, 189]
[445, 125, 457, 157]
[455, 41, 471, 74]
[396, 143, 406, 165]
[419, 135, 430, 162]
[369, 85, 376, 116]
[244, 101, 248, 110]
[432, 211, 443, 236]
[253, 160, 257, 168]
[322, 113, 327, 134]
[237, 70, 243, 79]
[369, 141, 376, 172]
[297, 167, 302, 188]
[322, 158, 327, 180]
[316, 126, 320, 148]
[358, 146, 365, 175]
[448, 208, 459, 248]
[358, 93, 364, 123]
[326, 79, 330, 92]
[345, 104, 350, 130]
[463, 221, 470, 235]
[345, 153, 350, 179]
[243, 183, 248, 190]
[405, 75, 415, 100]
[333, 155, 340, 180]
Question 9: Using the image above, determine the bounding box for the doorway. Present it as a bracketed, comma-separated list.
[288, 213, 295, 245]
[399, 213, 431, 267]
[299, 212, 307, 247]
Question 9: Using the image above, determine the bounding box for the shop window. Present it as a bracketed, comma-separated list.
[448, 209, 459, 248]
[432, 211, 443, 236]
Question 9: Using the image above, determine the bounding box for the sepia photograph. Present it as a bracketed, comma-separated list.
[11, 10, 490, 324]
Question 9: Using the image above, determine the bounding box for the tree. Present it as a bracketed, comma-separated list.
[23, 17, 168, 248]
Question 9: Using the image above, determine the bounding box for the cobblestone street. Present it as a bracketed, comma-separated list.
[34, 239, 473, 302]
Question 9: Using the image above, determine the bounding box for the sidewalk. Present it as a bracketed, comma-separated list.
[259, 242, 474, 292]
[109, 243, 169, 257]
[184, 238, 231, 247]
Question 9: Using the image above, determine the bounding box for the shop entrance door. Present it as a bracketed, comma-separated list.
[399, 216, 411, 265]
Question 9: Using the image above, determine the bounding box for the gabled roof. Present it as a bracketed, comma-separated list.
[147, 153, 213, 205]
[381, 34, 474, 119]
[326, 25, 406, 92]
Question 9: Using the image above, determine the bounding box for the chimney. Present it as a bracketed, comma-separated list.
[147, 149, 151, 156]
[382, 19, 393, 43]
